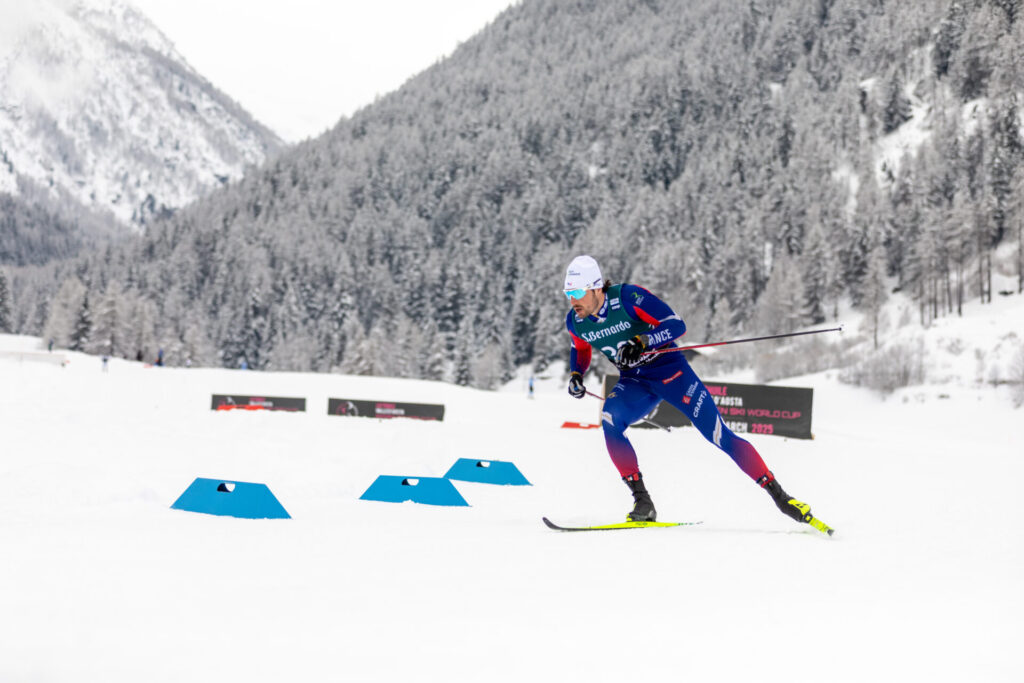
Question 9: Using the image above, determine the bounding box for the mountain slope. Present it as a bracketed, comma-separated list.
[0, 0, 283, 236]
[10, 0, 1023, 385]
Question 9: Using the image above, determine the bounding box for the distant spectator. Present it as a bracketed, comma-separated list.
[136, 349, 143, 362]
[48, 339, 54, 352]
[239, 359, 248, 370]
[102, 355, 109, 372]
[156, 348, 164, 367]
[529, 376, 535, 399]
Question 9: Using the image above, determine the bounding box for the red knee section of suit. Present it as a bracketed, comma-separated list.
[732, 438, 770, 482]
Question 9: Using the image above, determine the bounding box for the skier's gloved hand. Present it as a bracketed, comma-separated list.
[567, 371, 585, 399]
[616, 334, 650, 369]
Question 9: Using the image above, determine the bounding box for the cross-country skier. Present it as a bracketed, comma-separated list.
[563, 254, 820, 526]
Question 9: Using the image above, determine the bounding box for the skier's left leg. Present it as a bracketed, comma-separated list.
[651, 360, 821, 527]
[651, 361, 770, 482]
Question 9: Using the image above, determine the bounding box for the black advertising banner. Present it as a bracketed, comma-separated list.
[602, 376, 813, 439]
[211, 395, 307, 412]
[328, 398, 445, 421]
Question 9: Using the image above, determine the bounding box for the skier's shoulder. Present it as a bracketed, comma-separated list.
[618, 283, 656, 306]
[618, 283, 682, 325]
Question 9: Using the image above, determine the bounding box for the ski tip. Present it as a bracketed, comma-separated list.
[807, 515, 835, 537]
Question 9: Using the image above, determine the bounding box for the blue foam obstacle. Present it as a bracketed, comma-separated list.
[359, 476, 469, 507]
[171, 478, 291, 519]
[444, 458, 531, 486]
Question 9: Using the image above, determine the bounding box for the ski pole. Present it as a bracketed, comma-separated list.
[584, 390, 671, 433]
[642, 325, 843, 357]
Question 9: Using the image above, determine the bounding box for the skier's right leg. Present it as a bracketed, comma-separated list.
[757, 473, 814, 524]
[601, 378, 661, 521]
[600, 377, 661, 479]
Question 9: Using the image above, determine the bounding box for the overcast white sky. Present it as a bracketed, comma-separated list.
[130, 0, 518, 143]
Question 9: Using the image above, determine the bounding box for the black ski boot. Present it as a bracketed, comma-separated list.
[624, 473, 657, 522]
[758, 473, 812, 524]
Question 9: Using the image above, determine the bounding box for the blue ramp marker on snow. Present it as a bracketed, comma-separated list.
[171, 478, 291, 519]
[359, 476, 469, 507]
[444, 458, 531, 486]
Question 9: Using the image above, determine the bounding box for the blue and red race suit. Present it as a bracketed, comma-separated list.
[566, 283, 770, 482]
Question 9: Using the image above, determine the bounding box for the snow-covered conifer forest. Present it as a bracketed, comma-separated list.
[2, 0, 1022, 387]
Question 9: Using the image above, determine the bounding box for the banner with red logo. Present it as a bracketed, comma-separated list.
[211, 395, 306, 412]
[328, 398, 445, 421]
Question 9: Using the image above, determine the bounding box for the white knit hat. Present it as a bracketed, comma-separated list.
[564, 255, 603, 291]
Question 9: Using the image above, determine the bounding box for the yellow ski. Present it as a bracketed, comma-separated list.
[807, 515, 835, 536]
[786, 499, 836, 537]
[542, 517, 702, 532]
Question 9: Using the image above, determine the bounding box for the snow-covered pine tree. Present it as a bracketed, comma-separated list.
[952, 3, 1005, 101]
[69, 292, 92, 352]
[126, 296, 158, 364]
[180, 314, 216, 368]
[509, 280, 538, 368]
[753, 251, 805, 337]
[987, 97, 1022, 243]
[887, 156, 920, 287]
[365, 320, 393, 377]
[861, 233, 889, 350]
[338, 317, 372, 376]
[43, 277, 87, 349]
[721, 212, 763, 332]
[88, 283, 128, 358]
[846, 169, 884, 305]
[470, 341, 505, 390]
[945, 189, 975, 316]
[28, 296, 49, 338]
[977, 176, 999, 305]
[435, 265, 462, 355]
[882, 71, 912, 134]
[1013, 170, 1024, 294]
[453, 314, 475, 386]
[933, 1, 967, 78]
[801, 221, 830, 325]
[405, 315, 437, 380]
[0, 269, 12, 333]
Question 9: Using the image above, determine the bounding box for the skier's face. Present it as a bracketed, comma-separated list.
[570, 288, 602, 318]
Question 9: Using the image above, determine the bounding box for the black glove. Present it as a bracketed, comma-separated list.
[567, 371, 585, 399]
[615, 334, 650, 369]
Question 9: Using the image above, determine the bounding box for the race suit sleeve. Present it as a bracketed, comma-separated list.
[620, 284, 686, 348]
[565, 310, 592, 374]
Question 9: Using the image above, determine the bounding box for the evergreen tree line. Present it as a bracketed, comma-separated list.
[6, 0, 1023, 387]
[0, 176, 119, 267]
[0, 268, 12, 333]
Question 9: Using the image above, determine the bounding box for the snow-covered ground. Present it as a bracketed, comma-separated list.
[2, 294, 1023, 682]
